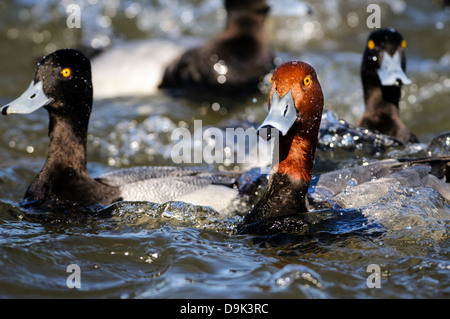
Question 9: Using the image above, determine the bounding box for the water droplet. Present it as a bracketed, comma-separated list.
[348, 178, 357, 187]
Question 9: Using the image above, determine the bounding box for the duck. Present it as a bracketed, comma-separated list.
[158, 0, 275, 98]
[356, 27, 419, 144]
[1, 49, 245, 213]
[91, 0, 274, 100]
[238, 60, 449, 234]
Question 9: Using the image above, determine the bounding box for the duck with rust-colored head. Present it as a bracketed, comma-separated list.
[240, 61, 324, 226]
[238, 61, 449, 234]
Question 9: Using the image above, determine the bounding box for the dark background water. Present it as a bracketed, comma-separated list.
[0, 0, 449, 299]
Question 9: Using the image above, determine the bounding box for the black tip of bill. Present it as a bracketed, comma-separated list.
[257, 125, 274, 141]
[1, 106, 8, 116]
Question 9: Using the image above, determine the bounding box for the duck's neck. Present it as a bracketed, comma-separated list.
[25, 112, 90, 202]
[47, 112, 89, 172]
[360, 84, 419, 144]
[361, 84, 401, 129]
[243, 121, 319, 225]
[364, 84, 401, 113]
[275, 121, 317, 182]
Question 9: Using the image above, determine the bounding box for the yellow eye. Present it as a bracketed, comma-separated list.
[303, 76, 311, 86]
[61, 68, 71, 78]
[401, 40, 407, 48]
[270, 75, 274, 83]
[367, 40, 375, 50]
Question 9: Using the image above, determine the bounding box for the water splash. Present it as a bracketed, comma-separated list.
[103, 200, 241, 235]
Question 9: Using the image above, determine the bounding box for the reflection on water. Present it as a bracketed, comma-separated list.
[0, 0, 449, 299]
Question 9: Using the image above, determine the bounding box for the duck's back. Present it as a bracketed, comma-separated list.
[97, 166, 243, 215]
[159, 35, 273, 95]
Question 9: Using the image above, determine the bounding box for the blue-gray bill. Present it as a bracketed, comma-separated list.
[257, 89, 298, 141]
[1, 81, 52, 115]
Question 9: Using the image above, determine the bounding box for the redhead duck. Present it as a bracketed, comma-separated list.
[1, 49, 244, 212]
[357, 28, 418, 144]
[238, 61, 449, 234]
[158, 0, 274, 97]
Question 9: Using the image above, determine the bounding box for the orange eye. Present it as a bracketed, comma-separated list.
[401, 40, 407, 48]
[61, 68, 71, 78]
[303, 76, 311, 86]
[367, 40, 375, 50]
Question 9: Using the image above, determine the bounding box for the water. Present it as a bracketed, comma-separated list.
[0, 0, 449, 299]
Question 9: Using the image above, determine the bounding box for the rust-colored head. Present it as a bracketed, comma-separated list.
[259, 61, 324, 182]
[268, 61, 323, 130]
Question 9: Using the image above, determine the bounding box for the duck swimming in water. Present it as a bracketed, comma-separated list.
[1, 49, 242, 212]
[158, 0, 274, 98]
[357, 28, 418, 144]
[91, 0, 274, 100]
[238, 60, 449, 234]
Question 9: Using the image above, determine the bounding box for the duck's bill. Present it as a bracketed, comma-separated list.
[1, 81, 52, 116]
[377, 51, 412, 86]
[257, 89, 298, 141]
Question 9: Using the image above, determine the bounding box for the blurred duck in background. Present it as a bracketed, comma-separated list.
[356, 28, 418, 144]
[159, 0, 275, 98]
[91, 0, 274, 100]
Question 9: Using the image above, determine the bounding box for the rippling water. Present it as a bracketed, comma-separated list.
[0, 0, 449, 299]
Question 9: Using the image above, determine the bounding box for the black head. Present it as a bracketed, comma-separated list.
[361, 28, 411, 88]
[1, 49, 93, 119]
[225, 0, 270, 15]
[1, 49, 122, 208]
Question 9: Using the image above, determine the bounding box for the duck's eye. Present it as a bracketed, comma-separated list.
[61, 68, 71, 78]
[367, 40, 375, 50]
[401, 40, 407, 48]
[303, 76, 311, 86]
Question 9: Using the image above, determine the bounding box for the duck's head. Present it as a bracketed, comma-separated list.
[257, 61, 324, 141]
[224, 0, 270, 35]
[1, 49, 92, 119]
[239, 61, 324, 228]
[362, 28, 411, 88]
[225, 0, 270, 15]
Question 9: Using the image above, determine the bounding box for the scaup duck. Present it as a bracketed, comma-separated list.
[238, 61, 449, 234]
[1, 49, 244, 213]
[158, 0, 275, 97]
[357, 28, 418, 144]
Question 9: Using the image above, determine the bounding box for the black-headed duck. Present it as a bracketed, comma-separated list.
[357, 28, 418, 144]
[158, 0, 274, 97]
[1, 49, 242, 212]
